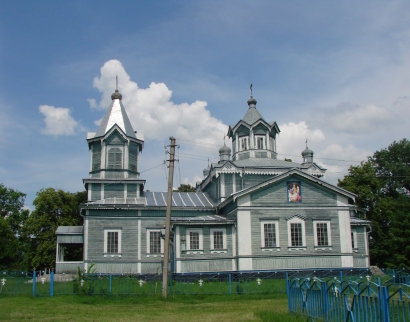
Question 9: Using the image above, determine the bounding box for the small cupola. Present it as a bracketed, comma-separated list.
[111, 89, 122, 100]
[219, 143, 231, 163]
[203, 164, 211, 177]
[301, 141, 314, 164]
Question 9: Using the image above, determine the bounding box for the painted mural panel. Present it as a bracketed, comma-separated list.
[287, 181, 302, 202]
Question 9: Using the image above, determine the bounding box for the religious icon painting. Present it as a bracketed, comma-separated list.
[287, 181, 302, 202]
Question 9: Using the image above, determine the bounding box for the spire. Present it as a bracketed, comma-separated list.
[94, 87, 136, 138]
[242, 84, 263, 124]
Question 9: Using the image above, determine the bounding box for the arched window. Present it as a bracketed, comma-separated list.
[107, 147, 123, 169]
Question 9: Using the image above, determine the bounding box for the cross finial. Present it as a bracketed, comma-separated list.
[116, 76, 118, 91]
[223, 134, 226, 146]
[305, 138, 308, 148]
[250, 83, 253, 97]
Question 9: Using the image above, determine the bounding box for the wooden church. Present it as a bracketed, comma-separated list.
[55, 88, 371, 274]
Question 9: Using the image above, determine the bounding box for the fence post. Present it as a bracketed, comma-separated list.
[109, 274, 112, 294]
[50, 272, 54, 297]
[339, 271, 343, 291]
[286, 272, 289, 295]
[322, 281, 329, 321]
[228, 274, 232, 295]
[32, 271, 36, 297]
[379, 286, 390, 322]
[169, 274, 173, 295]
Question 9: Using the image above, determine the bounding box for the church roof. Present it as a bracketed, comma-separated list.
[94, 91, 136, 139]
[241, 104, 265, 124]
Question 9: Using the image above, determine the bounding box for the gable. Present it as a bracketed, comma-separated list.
[106, 130, 126, 145]
[252, 123, 269, 134]
[250, 176, 337, 207]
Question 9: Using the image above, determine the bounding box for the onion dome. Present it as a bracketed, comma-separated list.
[219, 143, 231, 163]
[247, 96, 257, 107]
[203, 165, 211, 177]
[301, 146, 314, 163]
[111, 89, 122, 100]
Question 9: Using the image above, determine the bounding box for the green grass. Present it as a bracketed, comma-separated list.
[0, 293, 301, 322]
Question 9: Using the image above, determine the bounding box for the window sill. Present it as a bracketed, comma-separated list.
[211, 249, 228, 254]
[288, 247, 306, 251]
[314, 246, 332, 251]
[261, 248, 281, 252]
[146, 254, 164, 258]
[184, 250, 204, 255]
[353, 248, 359, 253]
[104, 253, 122, 258]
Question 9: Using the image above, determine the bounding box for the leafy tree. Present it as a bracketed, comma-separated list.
[0, 183, 29, 269]
[175, 184, 196, 192]
[338, 139, 410, 268]
[23, 188, 87, 270]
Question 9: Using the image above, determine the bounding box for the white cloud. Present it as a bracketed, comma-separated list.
[276, 121, 325, 162]
[87, 98, 97, 108]
[91, 60, 228, 146]
[39, 105, 79, 136]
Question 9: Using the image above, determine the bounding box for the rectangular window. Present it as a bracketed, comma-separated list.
[313, 221, 331, 248]
[108, 147, 123, 169]
[290, 223, 303, 247]
[190, 231, 200, 250]
[316, 223, 329, 246]
[261, 221, 279, 249]
[240, 137, 248, 151]
[210, 228, 227, 251]
[150, 231, 161, 253]
[256, 136, 264, 149]
[264, 223, 276, 247]
[104, 229, 122, 255]
[351, 229, 357, 250]
[107, 231, 118, 253]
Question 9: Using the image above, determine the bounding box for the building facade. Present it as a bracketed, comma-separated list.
[56, 89, 370, 274]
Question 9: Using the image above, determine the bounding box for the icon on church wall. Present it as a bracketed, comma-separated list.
[287, 181, 302, 202]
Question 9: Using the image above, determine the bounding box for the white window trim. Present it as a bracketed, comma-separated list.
[239, 137, 249, 151]
[351, 229, 358, 252]
[255, 135, 265, 150]
[104, 229, 122, 257]
[146, 229, 164, 257]
[186, 229, 203, 254]
[210, 228, 227, 253]
[260, 221, 280, 251]
[313, 221, 332, 250]
[287, 217, 306, 250]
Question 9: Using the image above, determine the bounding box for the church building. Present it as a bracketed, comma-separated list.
[55, 88, 370, 274]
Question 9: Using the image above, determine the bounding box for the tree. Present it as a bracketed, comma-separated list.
[338, 139, 410, 268]
[0, 183, 29, 269]
[23, 188, 87, 270]
[175, 184, 196, 192]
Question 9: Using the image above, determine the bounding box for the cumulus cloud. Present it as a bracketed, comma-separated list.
[90, 60, 228, 146]
[39, 105, 79, 135]
[326, 102, 398, 134]
[276, 121, 325, 162]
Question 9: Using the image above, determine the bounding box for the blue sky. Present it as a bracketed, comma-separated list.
[1, 1, 410, 209]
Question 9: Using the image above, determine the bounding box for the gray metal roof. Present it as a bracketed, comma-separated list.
[94, 97, 136, 138]
[172, 215, 234, 225]
[82, 192, 217, 208]
[56, 226, 84, 234]
[232, 158, 303, 168]
[242, 106, 265, 124]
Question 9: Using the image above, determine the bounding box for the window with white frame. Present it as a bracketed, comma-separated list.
[210, 228, 227, 250]
[104, 229, 122, 255]
[351, 229, 358, 251]
[255, 135, 265, 149]
[287, 217, 306, 248]
[313, 221, 331, 247]
[260, 221, 279, 248]
[146, 229, 164, 254]
[107, 146, 123, 169]
[186, 229, 203, 250]
[239, 137, 248, 151]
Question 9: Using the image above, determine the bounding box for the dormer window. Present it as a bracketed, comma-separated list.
[239, 137, 248, 151]
[255, 136, 265, 149]
[107, 147, 123, 169]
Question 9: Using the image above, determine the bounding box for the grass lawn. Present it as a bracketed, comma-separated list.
[0, 293, 300, 322]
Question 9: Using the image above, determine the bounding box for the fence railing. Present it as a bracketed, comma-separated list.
[287, 270, 410, 322]
[0, 268, 369, 297]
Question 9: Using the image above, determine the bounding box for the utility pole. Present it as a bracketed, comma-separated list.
[162, 137, 176, 298]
